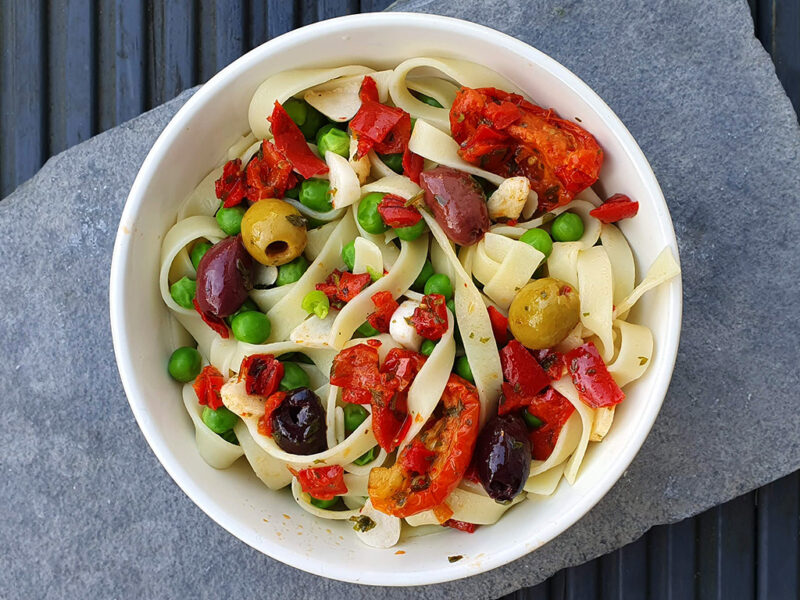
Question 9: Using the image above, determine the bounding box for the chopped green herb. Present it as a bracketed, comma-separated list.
[638, 356, 649, 366]
[350, 515, 376, 533]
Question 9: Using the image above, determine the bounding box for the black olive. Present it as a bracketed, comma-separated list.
[474, 414, 531, 503]
[270, 387, 327, 455]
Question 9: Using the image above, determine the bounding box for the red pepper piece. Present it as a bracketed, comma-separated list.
[487, 305, 509, 345]
[528, 388, 575, 460]
[359, 75, 379, 103]
[380, 348, 426, 393]
[410, 294, 449, 341]
[257, 391, 287, 437]
[566, 342, 625, 408]
[330, 343, 382, 395]
[215, 159, 247, 207]
[316, 269, 371, 308]
[351, 101, 405, 151]
[239, 354, 285, 397]
[377, 193, 422, 228]
[500, 340, 549, 396]
[244, 140, 297, 202]
[498, 381, 533, 416]
[193, 298, 229, 338]
[193, 365, 225, 410]
[373, 111, 411, 155]
[402, 147, 424, 184]
[269, 101, 329, 179]
[533, 348, 566, 381]
[290, 465, 348, 501]
[399, 440, 437, 474]
[443, 519, 478, 533]
[367, 290, 398, 333]
[589, 194, 639, 223]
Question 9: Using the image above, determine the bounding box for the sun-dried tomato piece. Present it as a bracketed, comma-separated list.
[244, 140, 297, 202]
[193, 365, 225, 410]
[500, 340, 549, 395]
[289, 465, 347, 501]
[566, 342, 625, 408]
[269, 102, 329, 179]
[193, 298, 229, 338]
[410, 294, 449, 341]
[380, 348, 426, 393]
[359, 75, 379, 103]
[400, 440, 437, 474]
[377, 193, 422, 228]
[215, 159, 247, 207]
[443, 519, 478, 533]
[528, 388, 576, 460]
[589, 193, 639, 223]
[351, 100, 405, 158]
[487, 305, 508, 345]
[239, 354, 284, 397]
[330, 343, 382, 395]
[257, 391, 287, 437]
[366, 291, 399, 333]
[315, 269, 371, 308]
[402, 146, 424, 184]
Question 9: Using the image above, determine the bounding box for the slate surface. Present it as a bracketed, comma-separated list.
[1, 0, 799, 598]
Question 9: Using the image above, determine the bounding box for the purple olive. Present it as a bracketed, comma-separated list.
[270, 387, 327, 455]
[195, 235, 253, 318]
[474, 414, 531, 502]
[419, 166, 490, 246]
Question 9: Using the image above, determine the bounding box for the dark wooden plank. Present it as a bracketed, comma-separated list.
[317, 0, 359, 20]
[696, 493, 756, 600]
[756, 0, 800, 115]
[96, 0, 146, 131]
[647, 520, 696, 600]
[267, 0, 297, 38]
[0, 0, 46, 197]
[756, 472, 800, 599]
[565, 559, 599, 600]
[47, 0, 94, 156]
[147, 0, 196, 107]
[198, 0, 246, 82]
[597, 537, 647, 600]
[360, 0, 394, 11]
[248, 0, 268, 49]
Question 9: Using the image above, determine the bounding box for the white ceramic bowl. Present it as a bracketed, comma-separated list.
[110, 12, 681, 586]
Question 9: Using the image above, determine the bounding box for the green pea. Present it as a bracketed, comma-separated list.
[424, 273, 453, 300]
[284, 183, 301, 199]
[167, 346, 202, 382]
[219, 429, 239, 445]
[279, 362, 310, 391]
[356, 321, 380, 337]
[412, 91, 444, 108]
[550, 212, 584, 242]
[225, 298, 259, 326]
[420, 339, 436, 356]
[357, 192, 389, 234]
[341, 240, 356, 271]
[455, 355, 474, 383]
[379, 153, 403, 173]
[216, 205, 246, 236]
[190, 241, 212, 271]
[283, 98, 308, 127]
[523, 411, 544, 429]
[301, 290, 330, 319]
[276, 255, 309, 286]
[231, 311, 271, 344]
[344, 403, 369, 434]
[277, 352, 314, 364]
[300, 178, 332, 213]
[412, 260, 435, 292]
[395, 220, 427, 241]
[309, 496, 339, 509]
[519, 228, 553, 258]
[299, 107, 327, 141]
[316, 124, 350, 158]
[201, 406, 238, 433]
[170, 277, 196, 309]
[353, 446, 377, 466]
[283, 98, 327, 141]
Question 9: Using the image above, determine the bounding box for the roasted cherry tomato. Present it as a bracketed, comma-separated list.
[330, 343, 382, 405]
[366, 291, 398, 333]
[368, 374, 481, 518]
[244, 140, 297, 202]
[566, 342, 625, 408]
[215, 158, 247, 207]
[377, 193, 422, 228]
[193, 365, 225, 410]
[239, 354, 285, 397]
[450, 86, 603, 213]
[290, 465, 347, 500]
[316, 269, 371, 308]
[410, 293, 449, 341]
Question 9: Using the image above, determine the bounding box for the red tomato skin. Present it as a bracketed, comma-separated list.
[565, 342, 625, 408]
[410, 294, 449, 341]
[269, 102, 329, 179]
[367, 291, 398, 333]
[500, 340, 550, 396]
[239, 354, 285, 397]
[589, 194, 639, 223]
[290, 465, 347, 501]
[193, 365, 225, 410]
[257, 391, 287, 437]
[377, 194, 422, 228]
[528, 388, 575, 460]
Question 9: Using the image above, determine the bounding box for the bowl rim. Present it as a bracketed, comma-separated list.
[110, 11, 682, 586]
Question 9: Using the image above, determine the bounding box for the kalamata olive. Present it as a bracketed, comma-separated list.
[419, 166, 490, 246]
[241, 198, 307, 266]
[270, 387, 327, 455]
[475, 414, 531, 503]
[508, 277, 580, 349]
[195, 235, 253, 318]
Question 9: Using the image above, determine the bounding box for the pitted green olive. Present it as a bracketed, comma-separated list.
[508, 278, 580, 349]
[241, 198, 307, 266]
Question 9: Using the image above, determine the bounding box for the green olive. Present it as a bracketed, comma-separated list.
[508, 278, 580, 349]
[241, 198, 307, 266]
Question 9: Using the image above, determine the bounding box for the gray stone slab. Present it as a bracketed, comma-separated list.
[1, 0, 799, 598]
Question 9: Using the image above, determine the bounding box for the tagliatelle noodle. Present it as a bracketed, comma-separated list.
[430, 234, 456, 282]
[352, 237, 383, 276]
[547, 242, 582, 289]
[181, 384, 244, 469]
[607, 320, 654, 387]
[404, 485, 525, 527]
[303, 70, 392, 122]
[326, 150, 362, 209]
[248, 65, 375, 139]
[266, 212, 358, 342]
[600, 223, 636, 307]
[304, 220, 342, 261]
[177, 166, 224, 219]
[290, 310, 339, 348]
[291, 478, 360, 520]
[479, 233, 544, 311]
[524, 463, 566, 496]
[285, 199, 345, 224]
[614, 247, 681, 317]
[551, 377, 596, 485]
[577, 246, 615, 362]
[234, 420, 294, 490]
[527, 412, 581, 478]
[360, 174, 422, 200]
[227, 132, 257, 160]
[423, 212, 503, 427]
[329, 234, 428, 350]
